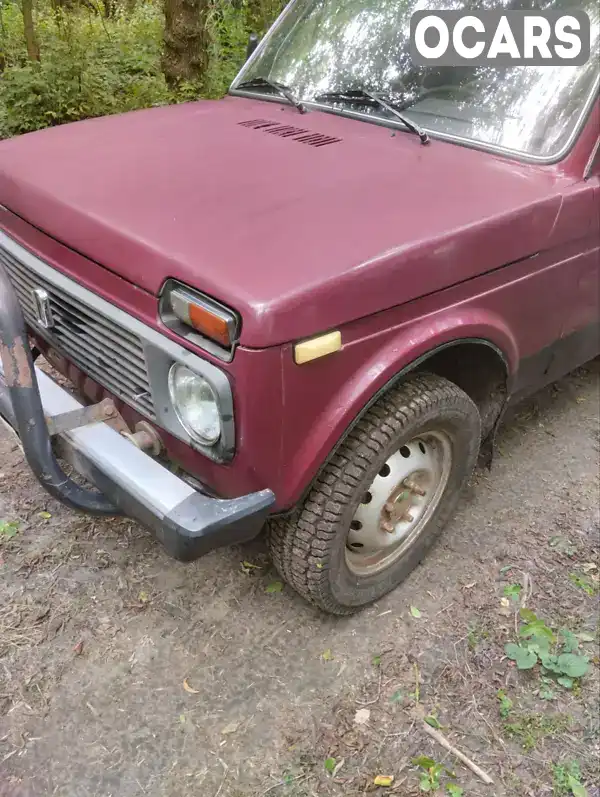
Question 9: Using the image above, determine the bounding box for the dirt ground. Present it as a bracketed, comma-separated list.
[0, 362, 598, 797]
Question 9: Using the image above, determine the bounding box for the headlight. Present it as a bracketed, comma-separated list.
[168, 363, 221, 445]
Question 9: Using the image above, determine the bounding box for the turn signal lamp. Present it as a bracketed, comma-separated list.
[160, 281, 240, 353]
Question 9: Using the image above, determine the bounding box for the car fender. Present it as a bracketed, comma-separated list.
[279, 307, 519, 509]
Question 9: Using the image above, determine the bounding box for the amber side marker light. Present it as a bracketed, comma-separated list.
[162, 283, 239, 349]
[294, 330, 342, 365]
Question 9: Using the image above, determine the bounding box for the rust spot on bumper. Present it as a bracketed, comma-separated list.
[0, 336, 33, 388]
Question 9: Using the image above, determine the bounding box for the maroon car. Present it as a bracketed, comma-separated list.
[0, 0, 598, 614]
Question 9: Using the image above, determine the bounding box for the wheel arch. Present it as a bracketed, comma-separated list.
[279, 318, 519, 511]
[333, 336, 511, 465]
[413, 338, 510, 437]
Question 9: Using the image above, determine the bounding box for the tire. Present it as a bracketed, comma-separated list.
[268, 373, 481, 615]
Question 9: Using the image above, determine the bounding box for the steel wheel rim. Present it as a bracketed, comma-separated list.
[345, 431, 453, 577]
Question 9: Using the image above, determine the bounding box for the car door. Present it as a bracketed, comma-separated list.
[565, 139, 600, 366]
[541, 139, 600, 385]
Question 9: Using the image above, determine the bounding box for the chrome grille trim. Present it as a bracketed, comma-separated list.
[0, 230, 237, 463]
[0, 238, 155, 419]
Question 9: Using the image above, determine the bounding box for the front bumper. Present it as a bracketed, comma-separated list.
[0, 265, 275, 561]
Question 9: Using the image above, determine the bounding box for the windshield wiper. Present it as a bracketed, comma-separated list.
[236, 77, 307, 114]
[313, 88, 429, 145]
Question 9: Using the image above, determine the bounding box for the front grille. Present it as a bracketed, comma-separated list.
[1, 246, 155, 419]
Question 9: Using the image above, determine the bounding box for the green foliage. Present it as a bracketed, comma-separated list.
[504, 609, 589, 686]
[0, 519, 20, 541]
[569, 572, 598, 596]
[496, 689, 513, 719]
[503, 583, 522, 601]
[1, 2, 166, 136]
[467, 621, 489, 651]
[0, 0, 283, 138]
[504, 712, 571, 752]
[324, 757, 336, 774]
[412, 756, 457, 793]
[552, 761, 588, 796]
[505, 642, 537, 670]
[539, 677, 556, 701]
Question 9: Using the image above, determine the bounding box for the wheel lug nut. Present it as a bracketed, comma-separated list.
[385, 501, 396, 513]
[382, 521, 395, 533]
[402, 512, 414, 523]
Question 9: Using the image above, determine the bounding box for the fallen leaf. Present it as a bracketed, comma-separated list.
[38, 511, 52, 520]
[499, 597, 511, 615]
[373, 775, 394, 787]
[332, 758, 345, 776]
[265, 581, 283, 594]
[575, 396, 586, 403]
[410, 606, 422, 618]
[425, 715, 442, 729]
[138, 590, 149, 603]
[322, 649, 334, 661]
[72, 640, 84, 656]
[354, 708, 371, 725]
[183, 678, 200, 695]
[221, 721, 239, 735]
[241, 560, 262, 574]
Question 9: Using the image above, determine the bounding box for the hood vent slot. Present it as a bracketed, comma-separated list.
[238, 119, 341, 148]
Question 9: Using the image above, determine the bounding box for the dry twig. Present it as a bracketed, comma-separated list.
[421, 721, 494, 785]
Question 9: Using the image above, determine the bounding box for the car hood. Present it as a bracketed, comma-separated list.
[0, 96, 569, 347]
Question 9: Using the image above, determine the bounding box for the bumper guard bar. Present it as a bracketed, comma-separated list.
[0, 261, 275, 560]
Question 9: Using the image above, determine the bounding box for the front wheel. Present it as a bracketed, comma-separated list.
[268, 373, 481, 615]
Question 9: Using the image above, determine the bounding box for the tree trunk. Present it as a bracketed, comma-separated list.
[21, 0, 41, 61]
[162, 0, 210, 87]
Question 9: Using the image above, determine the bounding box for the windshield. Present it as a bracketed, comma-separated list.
[232, 0, 599, 159]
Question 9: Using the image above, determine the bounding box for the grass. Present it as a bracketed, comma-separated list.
[552, 760, 587, 796]
[503, 712, 572, 752]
